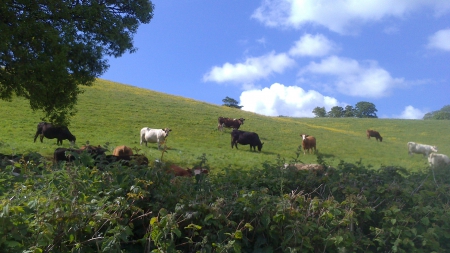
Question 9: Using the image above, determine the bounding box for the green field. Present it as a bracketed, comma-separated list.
[1, 79, 448, 171]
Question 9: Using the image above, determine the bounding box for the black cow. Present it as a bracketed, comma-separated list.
[34, 122, 76, 145]
[54, 146, 107, 163]
[231, 129, 264, 151]
[218, 117, 245, 131]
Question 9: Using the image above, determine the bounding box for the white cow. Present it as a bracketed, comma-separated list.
[407, 142, 438, 157]
[140, 127, 171, 149]
[428, 153, 450, 168]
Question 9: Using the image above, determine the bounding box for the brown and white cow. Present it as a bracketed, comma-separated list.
[366, 130, 383, 142]
[300, 134, 316, 154]
[168, 164, 209, 177]
[218, 117, 245, 131]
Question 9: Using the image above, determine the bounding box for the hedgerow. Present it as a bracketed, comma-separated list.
[1, 153, 449, 252]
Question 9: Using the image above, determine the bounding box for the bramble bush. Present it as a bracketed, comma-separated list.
[1, 152, 449, 252]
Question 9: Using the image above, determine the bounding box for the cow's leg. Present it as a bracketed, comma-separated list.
[39, 134, 44, 143]
[33, 132, 39, 142]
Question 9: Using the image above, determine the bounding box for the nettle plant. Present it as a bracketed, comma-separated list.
[0, 151, 449, 252]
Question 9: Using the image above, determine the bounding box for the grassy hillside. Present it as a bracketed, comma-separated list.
[1, 79, 448, 171]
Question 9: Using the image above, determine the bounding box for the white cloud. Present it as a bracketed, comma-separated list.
[394, 105, 426, 119]
[252, 0, 450, 34]
[427, 29, 450, 51]
[301, 56, 404, 98]
[203, 51, 295, 84]
[239, 83, 340, 117]
[289, 34, 339, 57]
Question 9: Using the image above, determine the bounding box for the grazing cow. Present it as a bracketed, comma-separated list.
[428, 153, 450, 168]
[168, 164, 209, 177]
[140, 127, 171, 149]
[300, 134, 316, 154]
[366, 130, 383, 142]
[54, 146, 107, 163]
[113, 145, 133, 156]
[407, 142, 438, 157]
[218, 117, 245, 131]
[231, 129, 264, 151]
[34, 122, 76, 145]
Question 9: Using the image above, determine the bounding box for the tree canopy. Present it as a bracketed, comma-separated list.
[0, 0, 154, 125]
[312, 102, 378, 118]
[354, 101, 378, 118]
[423, 105, 450, 120]
[222, 96, 243, 109]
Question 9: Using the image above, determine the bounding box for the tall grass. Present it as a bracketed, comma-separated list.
[1, 79, 448, 171]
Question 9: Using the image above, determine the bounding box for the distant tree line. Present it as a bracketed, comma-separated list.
[313, 101, 378, 118]
[423, 105, 450, 120]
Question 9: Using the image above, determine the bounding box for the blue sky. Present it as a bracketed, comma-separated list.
[101, 0, 450, 119]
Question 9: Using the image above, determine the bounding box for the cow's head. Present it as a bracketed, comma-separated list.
[300, 134, 309, 140]
[239, 118, 245, 124]
[431, 146, 438, 152]
[258, 142, 264, 152]
[163, 128, 172, 136]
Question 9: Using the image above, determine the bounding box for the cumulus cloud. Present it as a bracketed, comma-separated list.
[202, 51, 295, 84]
[427, 29, 450, 51]
[239, 83, 340, 117]
[252, 0, 450, 34]
[289, 34, 339, 57]
[394, 105, 426, 119]
[301, 56, 404, 98]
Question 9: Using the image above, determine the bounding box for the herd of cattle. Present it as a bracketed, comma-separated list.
[366, 129, 448, 168]
[2, 119, 448, 176]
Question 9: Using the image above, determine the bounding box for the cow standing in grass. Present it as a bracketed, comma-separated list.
[407, 142, 438, 157]
[140, 127, 171, 149]
[34, 122, 76, 145]
[301, 134, 316, 154]
[366, 130, 383, 142]
[218, 117, 245, 131]
[231, 129, 264, 151]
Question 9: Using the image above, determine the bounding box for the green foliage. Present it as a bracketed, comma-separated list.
[1, 152, 449, 252]
[344, 105, 355, 117]
[312, 106, 326, 117]
[222, 96, 243, 109]
[355, 101, 378, 118]
[423, 105, 450, 120]
[328, 106, 344, 118]
[0, 0, 154, 125]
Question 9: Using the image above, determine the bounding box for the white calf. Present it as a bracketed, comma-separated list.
[428, 153, 450, 168]
[407, 142, 438, 157]
[140, 127, 171, 149]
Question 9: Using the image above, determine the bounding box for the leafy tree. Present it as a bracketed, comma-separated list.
[312, 106, 327, 117]
[343, 105, 355, 117]
[222, 96, 243, 109]
[423, 105, 450, 120]
[355, 101, 378, 118]
[0, 0, 154, 125]
[327, 106, 344, 118]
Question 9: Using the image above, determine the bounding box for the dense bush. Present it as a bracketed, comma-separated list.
[1, 153, 449, 252]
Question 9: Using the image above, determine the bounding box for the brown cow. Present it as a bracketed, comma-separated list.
[168, 164, 209, 177]
[300, 134, 316, 154]
[113, 145, 133, 156]
[366, 130, 383, 142]
[218, 117, 245, 131]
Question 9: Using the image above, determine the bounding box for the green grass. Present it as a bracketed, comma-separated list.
[1, 79, 449, 171]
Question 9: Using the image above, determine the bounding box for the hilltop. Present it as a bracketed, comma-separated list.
[1, 79, 448, 171]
